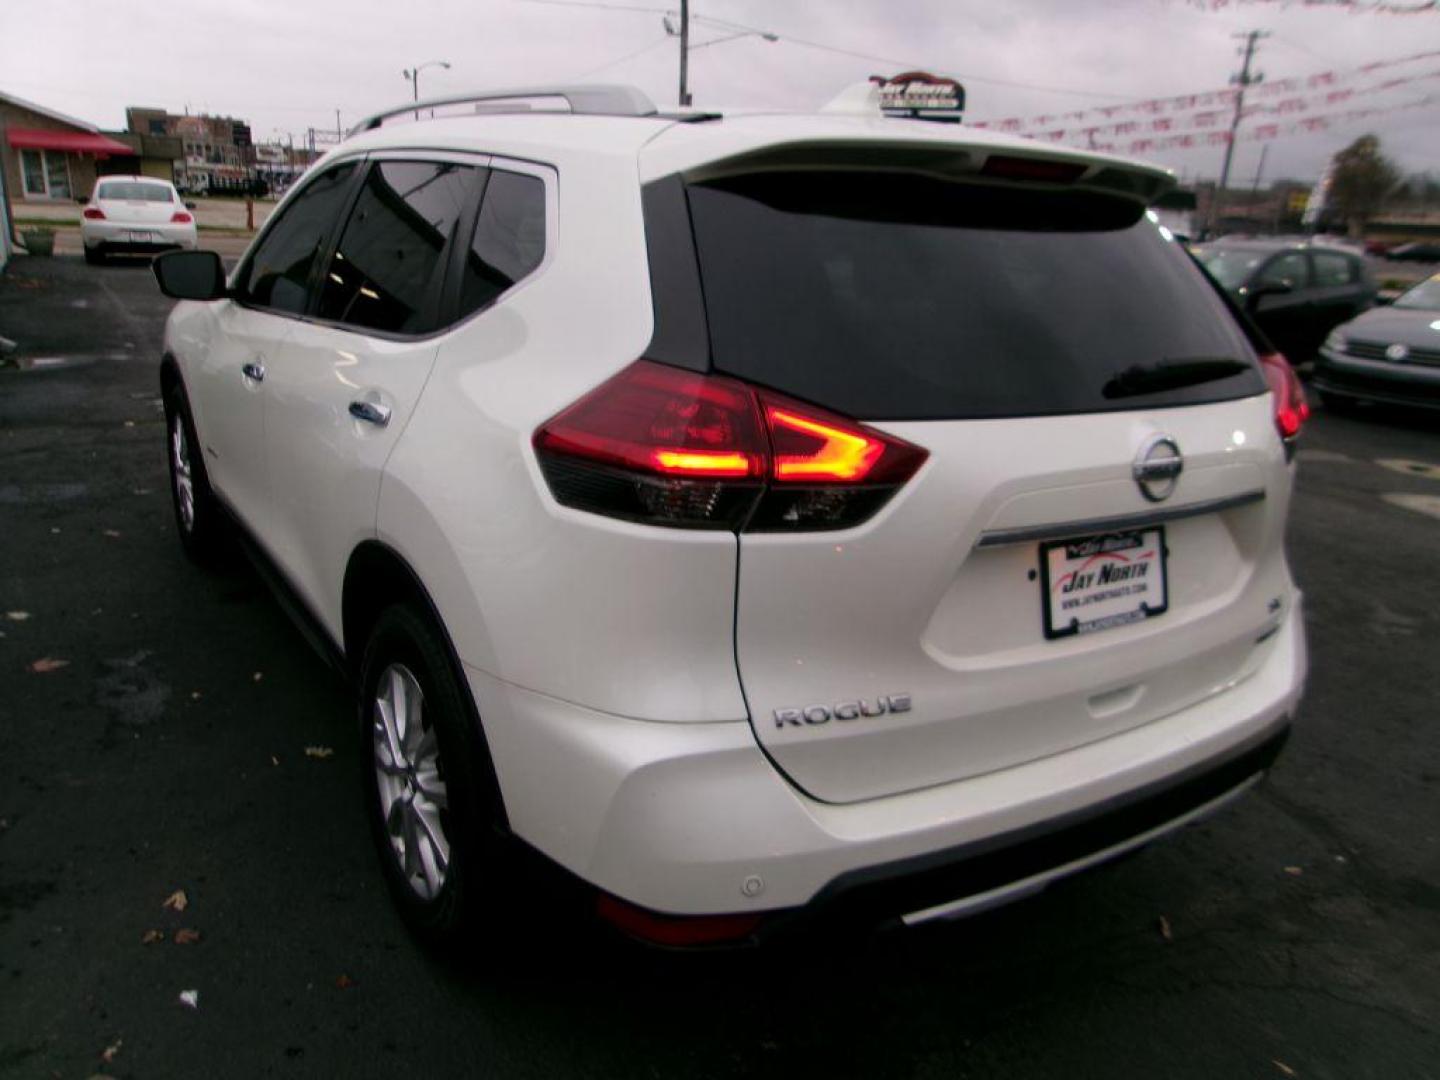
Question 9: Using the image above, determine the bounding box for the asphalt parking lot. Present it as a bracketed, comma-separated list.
[1, 255, 1437, 1079]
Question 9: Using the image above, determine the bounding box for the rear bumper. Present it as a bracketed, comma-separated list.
[1314, 347, 1440, 409]
[80, 221, 197, 253]
[468, 599, 1305, 920]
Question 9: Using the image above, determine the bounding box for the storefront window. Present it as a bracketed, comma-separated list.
[18, 149, 72, 199]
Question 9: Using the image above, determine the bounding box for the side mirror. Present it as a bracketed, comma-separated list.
[185, 201, 197, 210]
[153, 250, 228, 301]
[1374, 294, 1394, 306]
[1243, 279, 1293, 313]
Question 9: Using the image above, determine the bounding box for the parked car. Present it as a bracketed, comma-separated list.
[1313, 272, 1440, 411]
[1194, 239, 1376, 367]
[1385, 241, 1440, 264]
[80, 176, 197, 264]
[152, 82, 1308, 949]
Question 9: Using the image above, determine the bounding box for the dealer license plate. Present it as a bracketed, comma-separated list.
[125, 231, 156, 243]
[1040, 528, 1168, 639]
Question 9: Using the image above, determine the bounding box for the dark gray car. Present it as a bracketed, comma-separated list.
[1196, 239, 1377, 367]
[1313, 273, 1440, 411]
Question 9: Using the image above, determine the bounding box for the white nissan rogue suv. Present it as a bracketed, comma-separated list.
[152, 82, 1309, 947]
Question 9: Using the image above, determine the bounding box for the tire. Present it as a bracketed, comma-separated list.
[84, 246, 104, 266]
[163, 381, 227, 563]
[358, 604, 502, 947]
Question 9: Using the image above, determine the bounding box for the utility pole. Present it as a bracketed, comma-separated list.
[336, 108, 342, 142]
[679, 0, 692, 107]
[1207, 28, 1268, 237]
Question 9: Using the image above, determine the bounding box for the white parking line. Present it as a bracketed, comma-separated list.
[1381, 493, 1440, 520]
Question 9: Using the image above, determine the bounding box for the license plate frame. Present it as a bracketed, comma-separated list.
[1039, 527, 1169, 640]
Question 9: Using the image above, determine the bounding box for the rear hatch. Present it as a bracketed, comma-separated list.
[679, 160, 1291, 804]
[96, 180, 177, 225]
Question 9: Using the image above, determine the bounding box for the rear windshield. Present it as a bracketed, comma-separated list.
[1196, 247, 1267, 290]
[98, 181, 173, 202]
[686, 172, 1264, 420]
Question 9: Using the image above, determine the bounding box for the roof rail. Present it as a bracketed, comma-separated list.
[349, 84, 659, 136]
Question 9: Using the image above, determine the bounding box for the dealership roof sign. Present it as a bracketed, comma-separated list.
[873, 72, 965, 121]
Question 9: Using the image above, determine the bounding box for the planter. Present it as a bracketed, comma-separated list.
[21, 229, 55, 256]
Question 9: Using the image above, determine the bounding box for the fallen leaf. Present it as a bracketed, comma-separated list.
[49, 527, 60, 534]
[335, 974, 356, 990]
[101, 1038, 123, 1064]
[123, 420, 136, 428]
[141, 929, 165, 945]
[190, 691, 202, 701]
[174, 928, 201, 945]
[103, 529, 122, 538]
[1273, 1060, 1298, 1077]
[252, 671, 263, 682]
[178, 989, 199, 1010]
[270, 755, 280, 767]
[1157, 915, 1173, 941]
[4, 611, 29, 621]
[28, 658, 69, 674]
[305, 746, 335, 760]
[1283, 866, 1303, 877]
[162, 889, 189, 912]
[132, 488, 152, 496]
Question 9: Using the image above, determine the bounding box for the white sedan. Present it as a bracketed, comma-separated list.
[80, 176, 198, 264]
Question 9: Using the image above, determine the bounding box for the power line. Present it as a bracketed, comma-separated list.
[574, 33, 673, 78]
[515, 0, 1144, 100]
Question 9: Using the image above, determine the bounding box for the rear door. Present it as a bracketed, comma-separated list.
[260, 155, 552, 639]
[685, 169, 1290, 804]
[1309, 250, 1371, 347]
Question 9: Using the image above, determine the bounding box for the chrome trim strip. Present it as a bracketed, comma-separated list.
[901, 774, 1261, 926]
[975, 489, 1265, 548]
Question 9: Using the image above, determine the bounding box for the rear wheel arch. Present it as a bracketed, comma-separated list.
[341, 541, 510, 830]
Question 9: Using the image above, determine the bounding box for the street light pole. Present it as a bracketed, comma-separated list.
[679, 0, 691, 108]
[1207, 29, 1268, 238]
[402, 61, 452, 119]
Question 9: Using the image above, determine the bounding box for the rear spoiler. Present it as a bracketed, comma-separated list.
[678, 140, 1175, 207]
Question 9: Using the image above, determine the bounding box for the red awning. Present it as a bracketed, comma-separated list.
[5, 127, 136, 156]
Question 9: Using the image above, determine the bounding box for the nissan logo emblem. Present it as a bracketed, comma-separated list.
[1133, 435, 1183, 503]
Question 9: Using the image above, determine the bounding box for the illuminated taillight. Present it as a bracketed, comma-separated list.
[171, 211, 193, 224]
[1258, 351, 1309, 449]
[83, 207, 106, 220]
[533, 360, 928, 531]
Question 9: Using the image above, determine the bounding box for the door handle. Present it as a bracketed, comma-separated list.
[242, 361, 266, 382]
[349, 400, 392, 427]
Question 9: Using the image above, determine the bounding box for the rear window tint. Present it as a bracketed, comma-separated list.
[686, 172, 1265, 420]
[98, 181, 172, 202]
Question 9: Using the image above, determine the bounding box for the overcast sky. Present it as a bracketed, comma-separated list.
[4, 0, 1438, 184]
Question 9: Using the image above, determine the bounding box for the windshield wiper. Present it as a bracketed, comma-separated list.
[1102, 357, 1250, 400]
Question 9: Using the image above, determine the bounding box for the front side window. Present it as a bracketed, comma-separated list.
[315, 160, 477, 334]
[457, 169, 547, 319]
[237, 162, 358, 315]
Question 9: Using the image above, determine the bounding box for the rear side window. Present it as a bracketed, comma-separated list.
[316, 160, 478, 334]
[98, 181, 172, 202]
[685, 172, 1264, 421]
[457, 169, 546, 319]
[1312, 252, 1356, 286]
[239, 162, 358, 315]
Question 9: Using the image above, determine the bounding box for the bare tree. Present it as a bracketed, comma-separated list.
[1328, 134, 1401, 238]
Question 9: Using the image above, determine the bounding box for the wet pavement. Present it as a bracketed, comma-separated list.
[1, 255, 1437, 1079]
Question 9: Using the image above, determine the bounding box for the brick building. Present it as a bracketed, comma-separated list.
[1, 90, 136, 207]
[126, 107, 253, 191]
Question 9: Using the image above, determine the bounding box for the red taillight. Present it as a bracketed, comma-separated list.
[533, 360, 928, 531]
[1258, 351, 1310, 443]
[595, 893, 764, 947]
[82, 207, 106, 220]
[170, 211, 193, 224]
